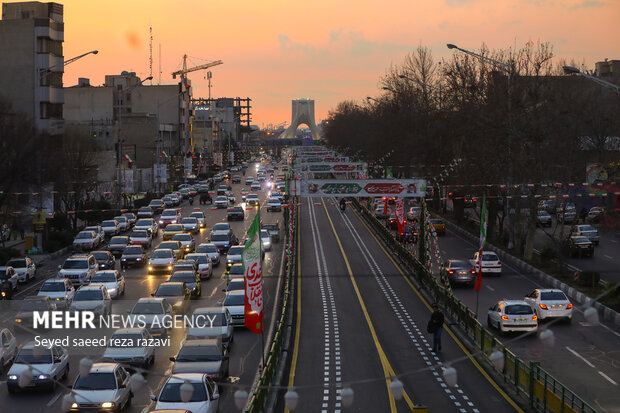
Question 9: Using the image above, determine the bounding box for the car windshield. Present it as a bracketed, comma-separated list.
[136, 219, 152, 226]
[572, 237, 590, 243]
[62, 260, 88, 269]
[92, 252, 110, 261]
[228, 246, 245, 255]
[6, 259, 26, 267]
[187, 255, 208, 264]
[195, 312, 227, 326]
[110, 238, 127, 245]
[213, 224, 229, 232]
[131, 231, 148, 238]
[19, 299, 49, 311]
[156, 284, 183, 296]
[124, 246, 143, 255]
[102, 221, 116, 227]
[91, 273, 117, 282]
[176, 345, 222, 361]
[40, 281, 66, 292]
[76, 232, 93, 239]
[482, 254, 498, 261]
[449, 261, 470, 269]
[73, 372, 116, 390]
[197, 244, 217, 253]
[248, 196, 258, 200]
[269, 198, 279, 203]
[166, 225, 183, 232]
[159, 242, 179, 250]
[132, 302, 163, 314]
[540, 291, 568, 301]
[173, 234, 192, 241]
[228, 281, 245, 291]
[231, 207, 243, 212]
[152, 249, 172, 258]
[260, 230, 269, 238]
[74, 290, 104, 301]
[224, 294, 245, 306]
[580, 225, 596, 231]
[108, 334, 142, 347]
[182, 218, 197, 224]
[162, 211, 177, 217]
[538, 211, 549, 216]
[169, 273, 196, 283]
[211, 234, 229, 242]
[216, 196, 227, 201]
[150, 200, 163, 206]
[504, 305, 533, 315]
[190, 213, 204, 219]
[16, 348, 52, 364]
[159, 382, 207, 402]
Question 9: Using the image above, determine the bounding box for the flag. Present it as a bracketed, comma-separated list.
[243, 212, 263, 333]
[124, 153, 134, 163]
[474, 194, 487, 291]
[383, 196, 389, 216]
[161, 150, 169, 159]
[395, 198, 405, 235]
[386, 168, 394, 178]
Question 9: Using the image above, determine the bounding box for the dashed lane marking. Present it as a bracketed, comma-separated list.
[565, 346, 595, 368]
[599, 371, 618, 386]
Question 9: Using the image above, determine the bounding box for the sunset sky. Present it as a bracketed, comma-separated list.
[59, 0, 620, 127]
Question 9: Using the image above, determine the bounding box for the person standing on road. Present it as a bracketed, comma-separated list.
[427, 303, 445, 352]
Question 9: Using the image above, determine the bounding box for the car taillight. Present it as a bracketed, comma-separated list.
[470, 270, 476, 274]
[501, 315, 509, 320]
[532, 315, 538, 320]
[448, 270, 455, 274]
[497, 261, 501, 265]
[566, 303, 573, 309]
[539, 304, 548, 310]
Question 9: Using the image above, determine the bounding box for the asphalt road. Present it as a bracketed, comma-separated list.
[287, 197, 521, 412]
[0, 165, 284, 413]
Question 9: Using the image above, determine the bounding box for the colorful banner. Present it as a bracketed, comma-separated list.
[243, 213, 263, 334]
[395, 199, 405, 235]
[299, 179, 426, 198]
[295, 162, 368, 173]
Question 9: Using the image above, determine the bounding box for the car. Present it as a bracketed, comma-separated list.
[0, 328, 17, 370]
[4, 257, 36, 283]
[220, 290, 245, 326]
[58, 254, 98, 286]
[120, 245, 148, 269]
[260, 229, 272, 251]
[190, 210, 206, 228]
[89, 270, 126, 298]
[250, 181, 261, 191]
[586, 206, 606, 223]
[563, 236, 594, 258]
[470, 251, 502, 275]
[137, 206, 154, 218]
[270, 191, 284, 202]
[232, 175, 241, 183]
[182, 217, 200, 234]
[163, 195, 175, 208]
[170, 193, 181, 206]
[38, 278, 75, 309]
[214, 196, 228, 208]
[407, 207, 421, 221]
[151, 373, 220, 413]
[83, 225, 105, 245]
[186, 307, 234, 346]
[91, 250, 116, 270]
[211, 223, 233, 236]
[524, 289, 573, 322]
[72, 231, 100, 252]
[179, 188, 191, 199]
[129, 229, 152, 248]
[148, 248, 176, 274]
[135, 218, 158, 236]
[148, 199, 165, 214]
[185, 253, 214, 279]
[487, 300, 538, 334]
[152, 282, 191, 313]
[225, 191, 236, 204]
[121, 212, 137, 227]
[102, 328, 156, 368]
[13, 296, 56, 328]
[227, 264, 245, 284]
[70, 363, 133, 411]
[441, 260, 476, 287]
[128, 298, 173, 336]
[196, 243, 221, 266]
[113, 216, 130, 232]
[101, 219, 120, 237]
[173, 233, 196, 254]
[571, 224, 600, 245]
[7, 342, 69, 393]
[225, 246, 245, 272]
[217, 185, 227, 196]
[261, 223, 280, 243]
[374, 206, 389, 219]
[246, 194, 259, 206]
[210, 232, 238, 254]
[557, 203, 577, 223]
[168, 271, 201, 298]
[107, 236, 130, 257]
[536, 210, 552, 227]
[266, 197, 282, 212]
[430, 219, 446, 236]
[159, 209, 181, 227]
[163, 223, 184, 241]
[172, 259, 199, 277]
[245, 176, 254, 185]
[226, 278, 245, 293]
[227, 205, 245, 221]
[538, 200, 557, 214]
[69, 284, 112, 316]
[463, 195, 476, 208]
[169, 338, 230, 381]
[387, 213, 398, 230]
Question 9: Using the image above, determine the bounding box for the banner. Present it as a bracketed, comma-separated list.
[299, 179, 426, 198]
[395, 199, 405, 235]
[243, 213, 263, 334]
[295, 162, 368, 173]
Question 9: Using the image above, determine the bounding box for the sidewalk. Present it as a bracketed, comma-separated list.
[1, 234, 70, 266]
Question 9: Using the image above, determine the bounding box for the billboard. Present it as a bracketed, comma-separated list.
[295, 162, 368, 173]
[296, 179, 426, 198]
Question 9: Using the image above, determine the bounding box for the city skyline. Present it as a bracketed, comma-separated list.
[55, 0, 620, 125]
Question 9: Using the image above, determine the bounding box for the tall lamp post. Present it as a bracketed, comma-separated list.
[562, 65, 620, 95]
[116, 76, 153, 208]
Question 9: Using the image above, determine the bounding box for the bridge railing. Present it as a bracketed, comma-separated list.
[353, 198, 597, 413]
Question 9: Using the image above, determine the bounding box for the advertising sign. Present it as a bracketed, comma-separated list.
[300, 179, 426, 198]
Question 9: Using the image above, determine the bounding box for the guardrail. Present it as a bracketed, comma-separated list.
[353, 198, 597, 413]
[245, 196, 298, 412]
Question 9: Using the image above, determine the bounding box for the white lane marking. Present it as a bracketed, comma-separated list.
[46, 392, 62, 407]
[486, 285, 495, 291]
[208, 286, 218, 299]
[565, 346, 595, 368]
[603, 254, 613, 260]
[599, 371, 618, 386]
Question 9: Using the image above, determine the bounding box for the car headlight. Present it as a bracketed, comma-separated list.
[168, 266, 172, 270]
[148, 266, 154, 271]
[174, 301, 183, 307]
[136, 257, 142, 260]
[121, 258, 127, 261]
[108, 288, 117, 295]
[38, 374, 49, 380]
[8, 375, 17, 380]
[101, 402, 115, 409]
[14, 318, 22, 323]
[159, 220, 164, 224]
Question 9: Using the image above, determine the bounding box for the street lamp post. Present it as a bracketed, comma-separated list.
[562, 65, 620, 95]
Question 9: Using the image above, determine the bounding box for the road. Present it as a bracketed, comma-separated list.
[0, 164, 283, 413]
[286, 197, 522, 412]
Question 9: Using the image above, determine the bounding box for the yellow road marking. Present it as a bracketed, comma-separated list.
[285, 206, 302, 413]
[351, 207, 525, 413]
[322, 198, 415, 412]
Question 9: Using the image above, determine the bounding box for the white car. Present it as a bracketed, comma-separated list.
[0, 328, 17, 369]
[210, 223, 232, 236]
[113, 216, 130, 232]
[4, 257, 36, 283]
[220, 290, 245, 326]
[245, 176, 254, 185]
[101, 219, 120, 237]
[7, 342, 69, 393]
[73, 231, 101, 252]
[135, 218, 158, 236]
[148, 248, 176, 274]
[187, 307, 235, 347]
[266, 197, 282, 212]
[196, 243, 221, 266]
[102, 328, 156, 368]
[246, 194, 259, 206]
[470, 251, 502, 275]
[185, 253, 214, 280]
[190, 210, 206, 228]
[69, 284, 112, 317]
[260, 229, 272, 251]
[71, 363, 133, 411]
[214, 196, 228, 208]
[89, 270, 126, 299]
[84, 225, 105, 245]
[37, 278, 75, 309]
[129, 229, 152, 248]
[182, 217, 200, 234]
[487, 300, 538, 334]
[151, 373, 220, 413]
[250, 181, 261, 190]
[129, 298, 173, 337]
[524, 289, 573, 321]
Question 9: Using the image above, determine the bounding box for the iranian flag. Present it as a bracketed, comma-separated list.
[124, 153, 134, 163]
[243, 212, 263, 334]
[474, 194, 487, 292]
[161, 150, 169, 159]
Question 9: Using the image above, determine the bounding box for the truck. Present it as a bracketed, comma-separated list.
[261, 222, 280, 243]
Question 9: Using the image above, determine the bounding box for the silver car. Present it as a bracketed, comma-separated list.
[69, 285, 112, 317]
[186, 307, 234, 347]
[4, 257, 36, 283]
[151, 373, 220, 413]
[185, 253, 214, 280]
[129, 298, 173, 336]
[0, 328, 17, 369]
[7, 342, 69, 393]
[196, 243, 221, 266]
[102, 328, 156, 368]
[220, 290, 245, 326]
[89, 270, 126, 299]
[37, 278, 75, 309]
[182, 217, 200, 234]
[71, 363, 133, 411]
[571, 224, 600, 245]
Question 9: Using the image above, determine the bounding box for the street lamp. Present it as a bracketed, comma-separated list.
[116, 76, 153, 208]
[382, 86, 395, 93]
[562, 65, 620, 95]
[446, 43, 510, 73]
[366, 96, 378, 103]
[39, 50, 99, 84]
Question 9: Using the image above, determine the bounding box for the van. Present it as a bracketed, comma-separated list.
[58, 254, 98, 286]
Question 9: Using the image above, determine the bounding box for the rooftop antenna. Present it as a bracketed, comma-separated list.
[148, 26, 153, 85]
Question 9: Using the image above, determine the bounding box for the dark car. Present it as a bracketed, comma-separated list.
[387, 213, 398, 230]
[441, 260, 476, 287]
[107, 236, 130, 258]
[463, 195, 476, 208]
[169, 338, 230, 381]
[563, 236, 594, 258]
[152, 282, 191, 313]
[261, 223, 280, 243]
[231, 175, 241, 184]
[148, 199, 164, 215]
[210, 233, 238, 254]
[120, 245, 147, 269]
[90, 251, 116, 270]
[168, 271, 201, 299]
[227, 206, 245, 221]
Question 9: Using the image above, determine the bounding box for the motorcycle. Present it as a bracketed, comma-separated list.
[340, 202, 347, 212]
[188, 196, 194, 206]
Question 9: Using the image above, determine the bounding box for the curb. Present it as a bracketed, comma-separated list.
[32, 246, 72, 266]
[441, 219, 620, 326]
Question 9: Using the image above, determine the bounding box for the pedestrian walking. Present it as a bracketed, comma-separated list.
[427, 303, 445, 352]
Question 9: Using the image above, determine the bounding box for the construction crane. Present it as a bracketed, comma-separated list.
[172, 54, 223, 80]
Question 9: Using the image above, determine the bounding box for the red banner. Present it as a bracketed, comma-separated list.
[383, 197, 389, 216]
[364, 183, 404, 194]
[333, 164, 356, 171]
[395, 199, 405, 235]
